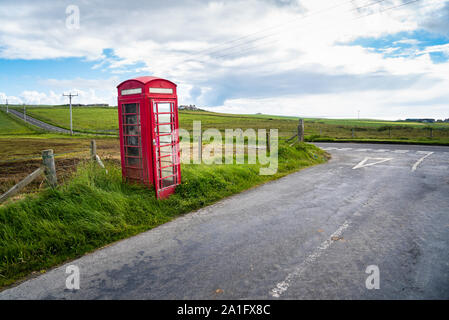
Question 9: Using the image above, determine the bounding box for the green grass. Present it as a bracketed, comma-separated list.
[17, 106, 449, 144]
[4, 105, 449, 145]
[19, 106, 118, 134]
[0, 110, 40, 135]
[303, 117, 449, 129]
[0, 142, 327, 288]
[20, 107, 299, 136]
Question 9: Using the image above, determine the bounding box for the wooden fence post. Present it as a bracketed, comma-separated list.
[42, 149, 57, 187]
[90, 139, 97, 160]
[266, 131, 270, 153]
[297, 119, 304, 142]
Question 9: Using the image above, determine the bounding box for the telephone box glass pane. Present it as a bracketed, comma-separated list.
[160, 154, 173, 166]
[161, 166, 174, 178]
[159, 124, 172, 134]
[161, 176, 176, 188]
[125, 136, 140, 146]
[126, 146, 140, 156]
[124, 114, 139, 125]
[159, 145, 173, 155]
[159, 134, 172, 144]
[158, 113, 171, 124]
[123, 103, 137, 114]
[126, 157, 141, 166]
[125, 126, 140, 136]
[157, 103, 171, 113]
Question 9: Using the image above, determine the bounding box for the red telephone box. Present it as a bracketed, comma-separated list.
[117, 76, 181, 199]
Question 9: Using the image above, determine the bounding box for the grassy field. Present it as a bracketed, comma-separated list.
[15, 106, 118, 134]
[0, 109, 41, 135]
[303, 117, 449, 129]
[0, 142, 328, 288]
[9, 105, 449, 144]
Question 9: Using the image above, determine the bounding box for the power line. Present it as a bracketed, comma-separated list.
[184, 0, 360, 60]
[176, 0, 389, 65]
[354, 0, 421, 20]
[192, 0, 422, 63]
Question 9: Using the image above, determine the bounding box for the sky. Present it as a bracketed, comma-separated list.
[0, 0, 448, 120]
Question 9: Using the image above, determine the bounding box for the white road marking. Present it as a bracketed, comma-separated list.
[354, 148, 370, 152]
[417, 150, 431, 154]
[338, 148, 352, 151]
[323, 147, 338, 150]
[411, 152, 434, 172]
[270, 220, 351, 298]
[352, 157, 393, 169]
[394, 150, 409, 153]
[373, 149, 389, 152]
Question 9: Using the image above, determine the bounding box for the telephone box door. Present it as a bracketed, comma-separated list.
[151, 99, 180, 198]
[119, 99, 147, 184]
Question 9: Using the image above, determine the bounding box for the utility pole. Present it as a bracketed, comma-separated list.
[63, 92, 78, 135]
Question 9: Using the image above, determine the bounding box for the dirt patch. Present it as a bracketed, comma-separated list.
[0, 158, 85, 195]
[0, 137, 120, 162]
[0, 137, 121, 199]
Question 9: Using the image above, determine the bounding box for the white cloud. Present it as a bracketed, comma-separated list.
[0, 0, 448, 118]
[0, 92, 23, 104]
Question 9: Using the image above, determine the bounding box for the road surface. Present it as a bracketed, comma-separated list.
[7, 109, 115, 135]
[8, 108, 73, 134]
[1, 142, 448, 299]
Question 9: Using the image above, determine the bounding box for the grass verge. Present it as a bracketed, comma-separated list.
[305, 136, 449, 146]
[0, 142, 328, 289]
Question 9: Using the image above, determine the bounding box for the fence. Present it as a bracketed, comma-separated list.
[0, 140, 107, 204]
[278, 120, 449, 142]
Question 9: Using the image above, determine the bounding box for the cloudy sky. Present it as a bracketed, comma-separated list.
[0, 0, 448, 119]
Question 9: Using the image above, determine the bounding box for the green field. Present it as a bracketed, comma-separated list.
[11, 105, 449, 145]
[16, 106, 118, 134]
[0, 110, 40, 135]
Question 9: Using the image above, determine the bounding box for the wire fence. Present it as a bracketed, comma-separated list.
[0, 142, 110, 202]
[2, 105, 448, 141]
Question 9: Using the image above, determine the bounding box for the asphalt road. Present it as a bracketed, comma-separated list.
[8, 109, 72, 134]
[1, 142, 448, 299]
[7, 109, 115, 135]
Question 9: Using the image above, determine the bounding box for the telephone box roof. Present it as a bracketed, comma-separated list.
[117, 76, 176, 88]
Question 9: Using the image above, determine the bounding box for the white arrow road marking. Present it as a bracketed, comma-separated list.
[412, 152, 434, 172]
[270, 220, 351, 298]
[352, 157, 393, 169]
